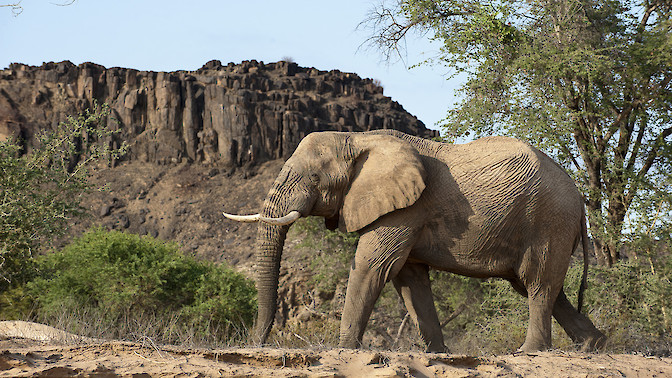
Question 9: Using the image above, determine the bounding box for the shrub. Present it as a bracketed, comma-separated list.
[0, 103, 126, 292]
[3, 228, 256, 344]
[580, 257, 672, 354]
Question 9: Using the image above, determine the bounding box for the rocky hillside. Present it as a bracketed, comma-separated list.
[0, 60, 435, 167]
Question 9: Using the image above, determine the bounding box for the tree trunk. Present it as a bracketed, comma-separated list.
[588, 197, 627, 267]
[593, 238, 615, 267]
[605, 197, 628, 264]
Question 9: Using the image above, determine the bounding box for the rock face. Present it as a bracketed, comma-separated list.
[0, 60, 436, 166]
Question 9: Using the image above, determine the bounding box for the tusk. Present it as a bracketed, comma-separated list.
[222, 210, 301, 226]
[259, 210, 301, 226]
[222, 212, 261, 223]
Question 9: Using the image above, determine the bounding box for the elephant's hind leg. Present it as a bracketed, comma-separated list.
[507, 277, 556, 352]
[553, 290, 607, 351]
[517, 241, 567, 353]
[519, 286, 558, 352]
[338, 225, 419, 349]
[392, 262, 446, 353]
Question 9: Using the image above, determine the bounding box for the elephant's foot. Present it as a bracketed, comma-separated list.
[518, 330, 551, 353]
[517, 340, 550, 354]
[569, 322, 607, 352]
[337, 338, 361, 349]
[521, 299, 553, 353]
[425, 343, 448, 354]
[551, 290, 607, 352]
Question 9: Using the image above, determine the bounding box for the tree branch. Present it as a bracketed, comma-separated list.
[360, 1, 466, 63]
[2, 0, 76, 15]
[1, 1, 22, 15]
[602, 103, 637, 151]
[638, 126, 672, 179]
[52, 0, 76, 6]
[651, 74, 672, 100]
[639, 4, 658, 31]
[625, 126, 672, 207]
[440, 303, 467, 329]
[393, 312, 410, 347]
[559, 141, 582, 172]
[626, 114, 647, 172]
[359, 5, 418, 62]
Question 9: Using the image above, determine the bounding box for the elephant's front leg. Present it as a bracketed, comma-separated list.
[338, 225, 419, 349]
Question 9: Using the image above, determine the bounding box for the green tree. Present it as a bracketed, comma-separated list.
[364, 0, 672, 265]
[0, 103, 125, 291]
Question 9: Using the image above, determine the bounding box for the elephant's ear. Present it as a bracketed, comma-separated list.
[341, 135, 426, 232]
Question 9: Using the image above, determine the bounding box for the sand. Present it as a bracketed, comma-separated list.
[1, 321, 670, 377]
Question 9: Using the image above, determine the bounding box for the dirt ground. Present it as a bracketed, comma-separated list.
[0, 322, 671, 377]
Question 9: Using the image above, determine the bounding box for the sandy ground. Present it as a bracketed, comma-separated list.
[1, 322, 671, 377]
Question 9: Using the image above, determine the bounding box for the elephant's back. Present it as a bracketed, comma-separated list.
[446, 136, 578, 199]
[445, 136, 548, 196]
[431, 136, 583, 268]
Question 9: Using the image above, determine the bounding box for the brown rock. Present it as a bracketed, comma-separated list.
[0, 60, 436, 167]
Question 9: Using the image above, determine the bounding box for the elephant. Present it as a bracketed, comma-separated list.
[223, 130, 607, 353]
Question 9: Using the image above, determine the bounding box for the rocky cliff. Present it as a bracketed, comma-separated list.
[0, 60, 435, 166]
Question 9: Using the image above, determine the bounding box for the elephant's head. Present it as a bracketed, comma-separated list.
[223, 131, 426, 343]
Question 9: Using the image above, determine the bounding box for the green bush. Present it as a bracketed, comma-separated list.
[2, 228, 256, 344]
[0, 103, 126, 292]
[580, 257, 672, 354]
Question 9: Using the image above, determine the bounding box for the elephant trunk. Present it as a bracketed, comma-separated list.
[253, 168, 309, 343]
[253, 222, 288, 343]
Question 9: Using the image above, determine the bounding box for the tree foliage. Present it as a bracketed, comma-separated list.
[0, 103, 125, 290]
[365, 0, 672, 265]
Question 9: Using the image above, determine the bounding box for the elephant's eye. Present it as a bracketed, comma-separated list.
[310, 173, 320, 183]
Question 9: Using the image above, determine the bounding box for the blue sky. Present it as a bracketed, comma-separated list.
[1, 0, 463, 131]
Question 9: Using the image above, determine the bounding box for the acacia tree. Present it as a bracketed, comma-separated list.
[364, 0, 672, 265]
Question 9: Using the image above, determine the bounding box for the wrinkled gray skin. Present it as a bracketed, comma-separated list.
[248, 130, 606, 353]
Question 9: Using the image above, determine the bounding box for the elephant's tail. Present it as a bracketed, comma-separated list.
[577, 212, 590, 313]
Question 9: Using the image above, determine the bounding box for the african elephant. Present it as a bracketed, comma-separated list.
[223, 130, 606, 353]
